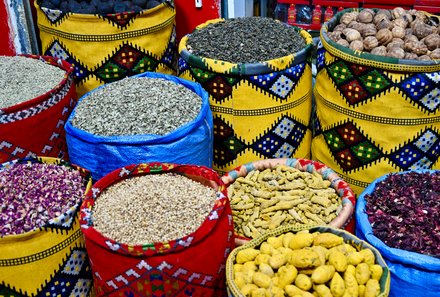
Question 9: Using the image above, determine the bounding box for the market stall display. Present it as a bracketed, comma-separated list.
[35, 0, 176, 97]
[80, 162, 234, 296]
[0, 157, 93, 296]
[356, 170, 440, 297]
[312, 7, 440, 196]
[178, 17, 314, 175]
[0, 55, 76, 163]
[222, 158, 356, 245]
[65, 72, 213, 181]
[226, 225, 391, 297]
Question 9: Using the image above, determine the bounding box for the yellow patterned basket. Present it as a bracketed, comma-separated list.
[312, 9, 440, 196]
[178, 19, 314, 176]
[0, 157, 93, 297]
[35, 0, 176, 97]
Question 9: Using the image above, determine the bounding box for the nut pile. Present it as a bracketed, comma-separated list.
[232, 230, 384, 297]
[92, 173, 217, 245]
[228, 165, 342, 239]
[328, 7, 440, 60]
[0, 56, 66, 109]
[71, 77, 202, 136]
[0, 163, 86, 236]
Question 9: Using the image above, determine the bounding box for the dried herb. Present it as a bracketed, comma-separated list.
[0, 163, 85, 236]
[365, 171, 440, 257]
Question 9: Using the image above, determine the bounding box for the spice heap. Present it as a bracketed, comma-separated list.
[228, 165, 342, 239]
[365, 171, 440, 257]
[71, 77, 202, 136]
[327, 7, 440, 60]
[231, 230, 384, 297]
[0, 56, 66, 109]
[186, 17, 306, 64]
[92, 173, 217, 245]
[0, 163, 86, 236]
[40, 0, 163, 14]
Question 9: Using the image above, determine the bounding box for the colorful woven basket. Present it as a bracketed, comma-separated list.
[178, 19, 314, 176]
[80, 163, 235, 297]
[221, 158, 356, 245]
[0, 157, 93, 297]
[312, 8, 440, 196]
[226, 225, 391, 297]
[0, 55, 76, 164]
[35, 0, 176, 97]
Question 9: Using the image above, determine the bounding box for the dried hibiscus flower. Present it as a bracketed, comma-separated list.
[365, 171, 440, 257]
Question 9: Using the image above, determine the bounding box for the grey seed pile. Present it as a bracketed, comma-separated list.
[71, 77, 202, 136]
[0, 56, 66, 109]
[186, 17, 307, 64]
[92, 173, 217, 245]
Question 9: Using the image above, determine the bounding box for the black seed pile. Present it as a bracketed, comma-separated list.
[186, 17, 307, 64]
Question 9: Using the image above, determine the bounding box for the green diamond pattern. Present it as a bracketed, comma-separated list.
[352, 141, 381, 164]
[95, 61, 125, 82]
[324, 130, 346, 150]
[327, 61, 353, 84]
[132, 56, 158, 74]
[190, 68, 216, 83]
[359, 69, 391, 95]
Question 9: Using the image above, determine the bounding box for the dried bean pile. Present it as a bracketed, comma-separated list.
[365, 171, 440, 257]
[71, 77, 202, 136]
[0, 56, 66, 109]
[92, 173, 217, 245]
[228, 165, 342, 239]
[186, 17, 306, 64]
[0, 163, 86, 236]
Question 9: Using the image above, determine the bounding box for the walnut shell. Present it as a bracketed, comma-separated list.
[337, 39, 350, 47]
[404, 52, 418, 60]
[328, 31, 342, 42]
[423, 33, 440, 51]
[373, 13, 390, 25]
[348, 21, 364, 32]
[392, 7, 406, 19]
[392, 38, 405, 47]
[430, 48, 440, 59]
[376, 28, 393, 45]
[377, 9, 392, 20]
[387, 40, 404, 51]
[333, 24, 347, 32]
[393, 17, 409, 29]
[387, 47, 405, 58]
[392, 26, 406, 39]
[414, 11, 428, 22]
[363, 36, 379, 51]
[405, 40, 428, 55]
[341, 12, 359, 25]
[343, 28, 362, 42]
[371, 46, 387, 56]
[377, 18, 394, 30]
[405, 34, 419, 43]
[412, 20, 435, 39]
[417, 55, 431, 60]
[350, 40, 364, 51]
[361, 23, 377, 37]
[358, 9, 375, 23]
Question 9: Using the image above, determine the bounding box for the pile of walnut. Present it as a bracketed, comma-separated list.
[233, 230, 384, 297]
[328, 7, 440, 60]
[228, 165, 342, 239]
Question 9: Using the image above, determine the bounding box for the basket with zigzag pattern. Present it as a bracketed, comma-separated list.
[35, 0, 176, 97]
[178, 19, 314, 176]
[312, 8, 440, 196]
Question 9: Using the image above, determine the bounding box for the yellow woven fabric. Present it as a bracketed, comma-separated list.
[36, 1, 176, 97]
[179, 22, 313, 175]
[0, 157, 93, 296]
[312, 43, 440, 196]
